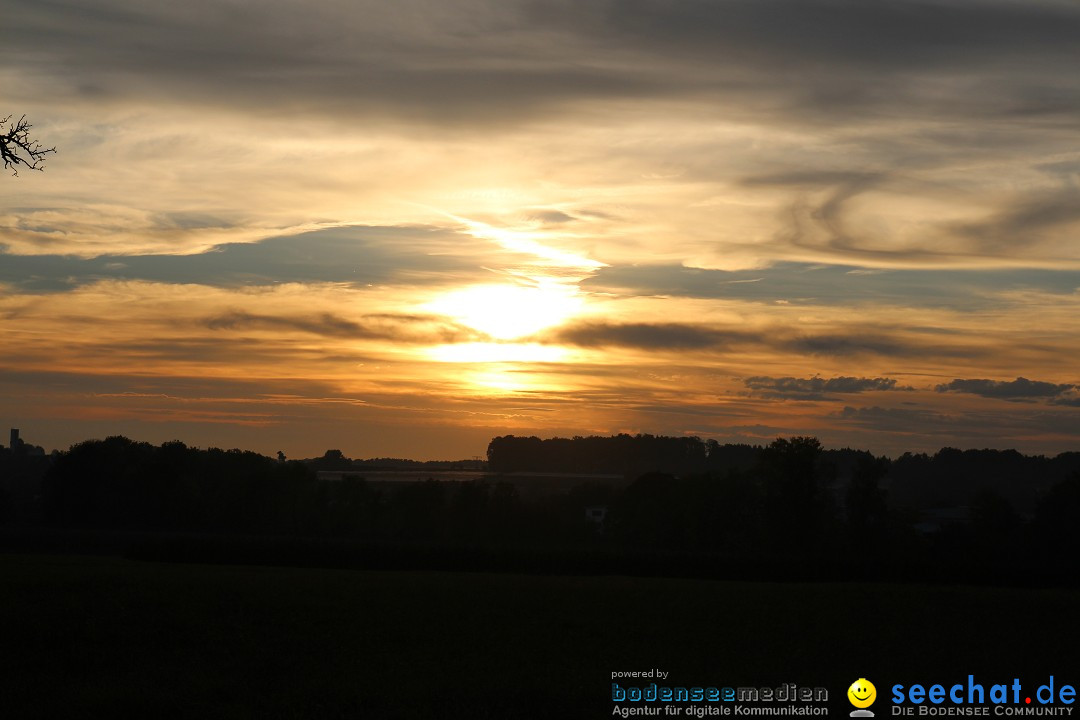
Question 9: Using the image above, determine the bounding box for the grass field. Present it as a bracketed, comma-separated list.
[3, 553, 1077, 719]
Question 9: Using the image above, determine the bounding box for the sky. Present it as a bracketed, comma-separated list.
[2, 0, 1080, 459]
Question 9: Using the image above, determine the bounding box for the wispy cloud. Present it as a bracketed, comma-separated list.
[549, 322, 755, 350]
[835, 404, 1080, 445]
[581, 263, 1080, 308]
[949, 188, 1080, 252]
[547, 321, 981, 360]
[204, 311, 481, 344]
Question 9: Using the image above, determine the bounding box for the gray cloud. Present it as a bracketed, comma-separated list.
[0, 368, 340, 401]
[9, 0, 658, 125]
[13, 0, 1080, 271]
[526, 209, 577, 224]
[949, 188, 1080, 252]
[205, 312, 384, 338]
[736, 169, 1080, 263]
[546, 321, 978, 359]
[0, 225, 482, 293]
[529, 0, 1080, 124]
[9, 0, 1080, 128]
[779, 175, 896, 259]
[745, 375, 910, 400]
[782, 334, 922, 358]
[838, 405, 951, 430]
[205, 311, 480, 343]
[567, 0, 1080, 68]
[549, 322, 756, 350]
[75, 337, 336, 366]
[740, 171, 886, 189]
[935, 377, 1076, 402]
[581, 262, 1080, 308]
[835, 404, 1080, 443]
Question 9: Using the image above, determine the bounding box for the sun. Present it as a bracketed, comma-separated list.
[426, 282, 582, 340]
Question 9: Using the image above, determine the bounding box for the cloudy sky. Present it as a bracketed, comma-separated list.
[3, 0, 1080, 459]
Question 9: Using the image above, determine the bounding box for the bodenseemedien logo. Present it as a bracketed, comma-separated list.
[610, 675, 830, 717]
[849, 678, 877, 717]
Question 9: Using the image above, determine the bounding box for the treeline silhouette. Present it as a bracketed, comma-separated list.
[2, 434, 1079, 585]
[487, 434, 1080, 512]
[487, 433, 759, 475]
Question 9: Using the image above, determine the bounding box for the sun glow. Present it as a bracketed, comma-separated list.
[426, 282, 583, 340]
[427, 342, 568, 363]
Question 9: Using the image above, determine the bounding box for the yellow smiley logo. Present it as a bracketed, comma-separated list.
[848, 678, 877, 709]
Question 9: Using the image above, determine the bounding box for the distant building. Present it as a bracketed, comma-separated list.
[7, 428, 44, 456]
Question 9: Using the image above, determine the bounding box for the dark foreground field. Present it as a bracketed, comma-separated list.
[3, 553, 1078, 719]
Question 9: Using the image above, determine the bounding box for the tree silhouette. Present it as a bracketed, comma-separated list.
[1, 115, 55, 175]
[758, 436, 831, 553]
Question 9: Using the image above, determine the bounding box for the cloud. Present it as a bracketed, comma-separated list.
[581, 262, 1080, 308]
[6, 0, 1080, 459]
[795, 332, 998, 361]
[546, 321, 978, 359]
[749, 171, 1080, 265]
[838, 405, 951, 429]
[744, 375, 910, 400]
[9, 0, 1080, 130]
[535, 0, 1080, 121]
[8, 0, 658, 126]
[568, 0, 1080, 68]
[835, 404, 1080, 445]
[11, 0, 1080, 271]
[527, 209, 577, 224]
[0, 368, 345, 404]
[549, 322, 755, 350]
[740, 171, 886, 189]
[949, 188, 1080, 252]
[204, 311, 480, 344]
[0, 225, 484, 293]
[935, 377, 1076, 402]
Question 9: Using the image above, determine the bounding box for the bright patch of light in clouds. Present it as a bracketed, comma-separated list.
[426, 282, 584, 340]
[454, 217, 606, 271]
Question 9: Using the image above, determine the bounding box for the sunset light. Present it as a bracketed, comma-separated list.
[5, 3, 1080, 714]
[426, 282, 584, 340]
[2, 0, 1079, 463]
[427, 342, 569, 364]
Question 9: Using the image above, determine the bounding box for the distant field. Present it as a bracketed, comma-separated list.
[3, 553, 1077, 719]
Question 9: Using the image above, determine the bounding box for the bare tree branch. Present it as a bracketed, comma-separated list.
[1, 115, 56, 176]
